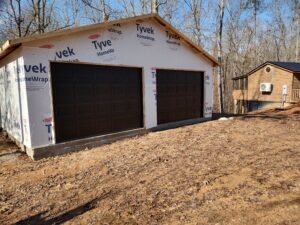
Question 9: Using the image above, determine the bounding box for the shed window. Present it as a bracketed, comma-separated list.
[240, 79, 244, 90]
[233, 78, 248, 90]
[233, 79, 239, 90]
[293, 74, 300, 89]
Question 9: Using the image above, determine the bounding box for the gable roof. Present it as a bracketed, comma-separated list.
[0, 13, 219, 66]
[232, 61, 300, 80]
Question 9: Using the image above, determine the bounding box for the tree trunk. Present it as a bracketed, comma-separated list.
[10, 0, 22, 37]
[218, 0, 225, 113]
[296, 3, 299, 61]
[100, 0, 107, 21]
[254, 8, 257, 66]
[151, 0, 157, 13]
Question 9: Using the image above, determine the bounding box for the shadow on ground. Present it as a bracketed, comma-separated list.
[15, 198, 98, 225]
[15, 190, 113, 225]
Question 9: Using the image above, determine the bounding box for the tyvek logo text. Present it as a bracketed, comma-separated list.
[165, 30, 180, 50]
[91, 39, 115, 60]
[17, 63, 49, 91]
[92, 40, 112, 50]
[55, 47, 76, 59]
[54, 46, 79, 62]
[108, 24, 123, 40]
[136, 24, 155, 45]
[24, 63, 47, 73]
[43, 117, 53, 142]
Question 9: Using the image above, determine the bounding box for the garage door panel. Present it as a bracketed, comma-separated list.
[95, 103, 112, 116]
[178, 85, 188, 95]
[51, 63, 143, 143]
[127, 100, 142, 111]
[55, 105, 76, 116]
[76, 103, 95, 116]
[51, 66, 73, 82]
[55, 118, 77, 139]
[95, 73, 112, 83]
[75, 72, 94, 82]
[56, 127, 77, 141]
[112, 102, 128, 114]
[78, 119, 98, 136]
[95, 119, 112, 133]
[157, 69, 204, 125]
[95, 88, 112, 101]
[112, 85, 127, 98]
[177, 96, 186, 106]
[75, 85, 94, 102]
[112, 116, 141, 131]
[54, 85, 75, 103]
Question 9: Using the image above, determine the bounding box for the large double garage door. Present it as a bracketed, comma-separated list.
[51, 63, 204, 143]
[51, 62, 143, 143]
[156, 69, 204, 124]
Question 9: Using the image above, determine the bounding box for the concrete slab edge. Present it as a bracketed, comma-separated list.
[28, 128, 147, 160]
[149, 117, 211, 132]
[5, 117, 212, 160]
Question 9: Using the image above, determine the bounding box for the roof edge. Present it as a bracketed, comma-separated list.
[232, 61, 298, 80]
[0, 13, 219, 66]
[0, 40, 22, 61]
[151, 15, 219, 67]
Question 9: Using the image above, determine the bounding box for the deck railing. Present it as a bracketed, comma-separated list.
[292, 89, 300, 102]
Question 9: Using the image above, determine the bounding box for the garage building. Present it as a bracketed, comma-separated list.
[0, 14, 218, 159]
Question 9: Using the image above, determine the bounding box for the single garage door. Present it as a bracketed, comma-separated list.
[50, 62, 143, 143]
[156, 69, 204, 124]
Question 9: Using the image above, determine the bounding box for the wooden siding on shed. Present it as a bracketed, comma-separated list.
[293, 74, 300, 89]
[232, 64, 294, 102]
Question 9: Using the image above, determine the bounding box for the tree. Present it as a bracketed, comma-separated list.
[291, 0, 300, 61]
[151, 0, 167, 13]
[183, 0, 203, 46]
[242, 0, 264, 66]
[217, 0, 225, 113]
[0, 0, 33, 38]
[81, 0, 108, 22]
[30, 0, 57, 34]
[0, 0, 65, 39]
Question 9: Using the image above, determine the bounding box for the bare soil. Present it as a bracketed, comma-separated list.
[0, 106, 300, 225]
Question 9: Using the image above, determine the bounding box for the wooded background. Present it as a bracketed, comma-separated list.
[0, 0, 299, 113]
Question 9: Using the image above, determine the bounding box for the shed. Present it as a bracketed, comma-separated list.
[232, 61, 300, 113]
[0, 14, 218, 159]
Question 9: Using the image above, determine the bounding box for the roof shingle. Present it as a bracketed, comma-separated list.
[232, 61, 300, 80]
[268, 61, 300, 72]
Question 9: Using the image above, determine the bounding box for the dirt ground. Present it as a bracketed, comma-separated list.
[0, 106, 300, 225]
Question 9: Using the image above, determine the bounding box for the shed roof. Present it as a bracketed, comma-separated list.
[268, 61, 300, 72]
[0, 13, 219, 66]
[232, 61, 300, 80]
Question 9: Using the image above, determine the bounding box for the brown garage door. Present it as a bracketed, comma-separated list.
[156, 69, 204, 124]
[50, 62, 143, 143]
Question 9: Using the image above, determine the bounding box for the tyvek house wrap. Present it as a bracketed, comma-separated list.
[4, 18, 214, 149]
[0, 49, 31, 147]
